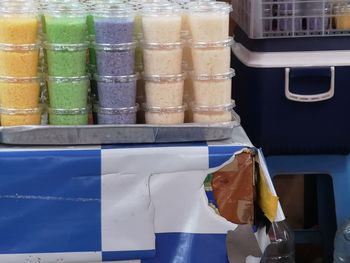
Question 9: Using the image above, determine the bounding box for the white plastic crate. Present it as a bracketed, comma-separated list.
[232, 0, 350, 39]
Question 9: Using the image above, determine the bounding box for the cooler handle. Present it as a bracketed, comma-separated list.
[285, 67, 335, 102]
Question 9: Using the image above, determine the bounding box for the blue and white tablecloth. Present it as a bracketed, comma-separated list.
[0, 126, 283, 263]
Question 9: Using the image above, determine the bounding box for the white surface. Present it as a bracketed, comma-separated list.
[150, 170, 236, 234]
[233, 42, 350, 68]
[102, 146, 208, 175]
[101, 145, 208, 252]
[101, 172, 155, 252]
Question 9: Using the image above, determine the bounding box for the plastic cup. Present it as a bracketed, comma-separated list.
[48, 107, 89, 125]
[142, 5, 182, 43]
[144, 73, 185, 107]
[94, 5, 135, 44]
[45, 43, 88, 77]
[0, 76, 40, 109]
[191, 38, 232, 75]
[0, 16, 39, 44]
[144, 104, 186, 125]
[192, 69, 234, 106]
[0, 44, 39, 77]
[95, 74, 138, 108]
[95, 42, 135, 76]
[47, 76, 89, 109]
[95, 105, 138, 125]
[0, 107, 41, 126]
[44, 8, 87, 44]
[301, 2, 330, 31]
[187, 2, 231, 42]
[277, 2, 302, 32]
[192, 102, 234, 123]
[0, 3, 39, 44]
[334, 4, 350, 30]
[143, 42, 183, 75]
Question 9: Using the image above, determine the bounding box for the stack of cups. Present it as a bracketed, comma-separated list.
[87, 0, 127, 107]
[44, 3, 90, 125]
[93, 4, 138, 125]
[142, 4, 186, 125]
[0, 2, 42, 126]
[187, 2, 235, 123]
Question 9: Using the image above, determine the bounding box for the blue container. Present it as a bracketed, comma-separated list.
[232, 44, 350, 155]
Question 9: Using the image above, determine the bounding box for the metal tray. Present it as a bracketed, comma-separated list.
[0, 121, 239, 145]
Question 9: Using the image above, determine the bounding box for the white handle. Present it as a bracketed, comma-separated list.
[285, 67, 335, 102]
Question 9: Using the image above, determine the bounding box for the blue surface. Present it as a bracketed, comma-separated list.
[0, 150, 102, 253]
[142, 233, 229, 263]
[0, 146, 238, 261]
[208, 146, 246, 168]
[266, 155, 350, 225]
[266, 154, 349, 262]
[102, 250, 156, 261]
[232, 52, 350, 155]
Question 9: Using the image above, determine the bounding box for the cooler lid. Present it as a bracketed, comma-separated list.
[232, 41, 350, 68]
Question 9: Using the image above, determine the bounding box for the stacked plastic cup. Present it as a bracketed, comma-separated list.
[86, 0, 127, 73]
[142, 3, 186, 125]
[43, 3, 90, 125]
[0, 1, 42, 126]
[187, 2, 235, 123]
[334, 3, 350, 30]
[93, 3, 138, 125]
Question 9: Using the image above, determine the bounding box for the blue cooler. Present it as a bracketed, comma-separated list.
[231, 0, 350, 154]
[232, 43, 350, 155]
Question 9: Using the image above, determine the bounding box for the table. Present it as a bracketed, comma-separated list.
[0, 126, 283, 263]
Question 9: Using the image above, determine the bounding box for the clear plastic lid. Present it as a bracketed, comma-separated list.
[94, 73, 139, 83]
[333, 3, 350, 14]
[191, 100, 236, 112]
[94, 104, 139, 114]
[88, 0, 127, 7]
[190, 37, 233, 49]
[143, 103, 187, 113]
[93, 42, 136, 51]
[94, 3, 135, 18]
[0, 76, 41, 83]
[44, 3, 87, 17]
[44, 42, 89, 51]
[0, 106, 43, 115]
[191, 68, 235, 81]
[0, 1, 38, 15]
[142, 73, 186, 82]
[142, 3, 182, 16]
[186, 2, 232, 14]
[0, 43, 40, 51]
[47, 75, 90, 83]
[48, 107, 91, 115]
[143, 42, 183, 50]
